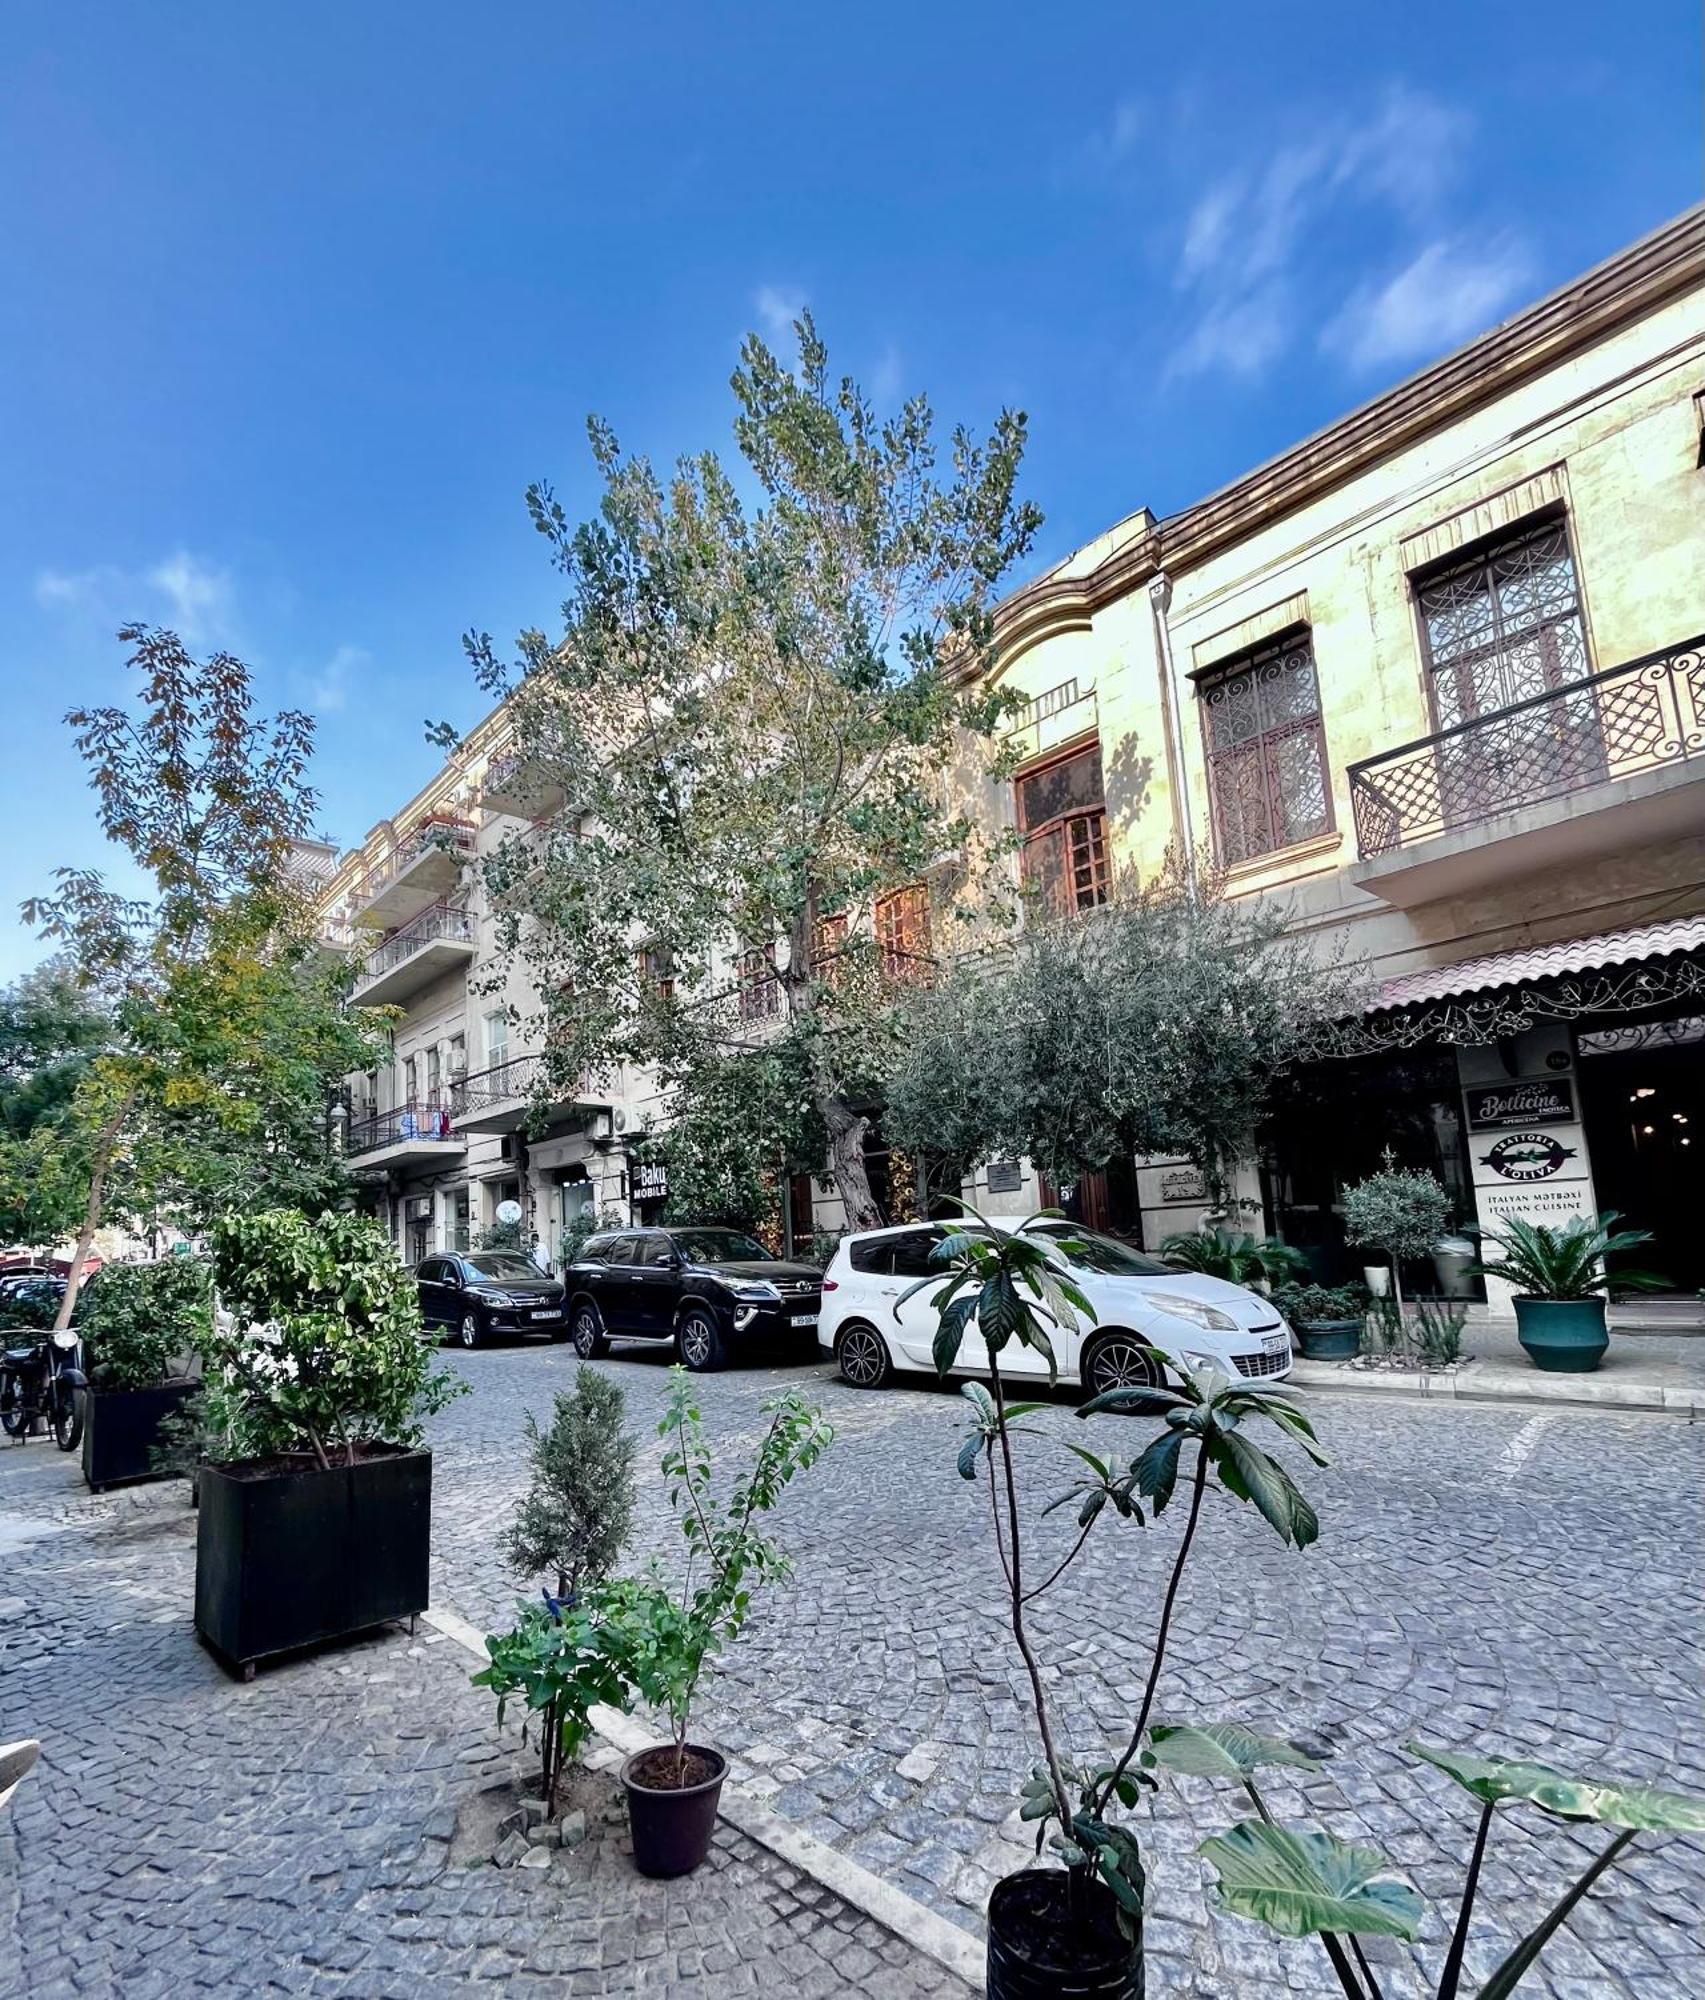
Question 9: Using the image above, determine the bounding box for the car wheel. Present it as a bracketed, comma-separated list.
[1083, 1331, 1166, 1400]
[572, 1303, 609, 1360]
[836, 1322, 892, 1389]
[677, 1308, 725, 1373]
[458, 1310, 484, 1351]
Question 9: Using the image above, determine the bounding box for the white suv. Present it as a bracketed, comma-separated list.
[818, 1219, 1293, 1397]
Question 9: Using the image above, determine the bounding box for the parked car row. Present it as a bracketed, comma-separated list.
[411, 1218, 1293, 1394]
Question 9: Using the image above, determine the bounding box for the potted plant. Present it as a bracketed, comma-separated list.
[607, 1368, 832, 1877]
[193, 1208, 462, 1678]
[473, 1369, 638, 1823]
[1272, 1281, 1367, 1361]
[1341, 1153, 1450, 1361]
[1469, 1212, 1668, 1373]
[913, 1206, 1328, 1997]
[76, 1257, 209, 1491]
[1159, 1228, 1308, 1292]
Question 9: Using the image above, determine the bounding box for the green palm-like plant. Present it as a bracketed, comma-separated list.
[1159, 1227, 1309, 1288]
[908, 1203, 1328, 1937]
[1469, 1211, 1668, 1300]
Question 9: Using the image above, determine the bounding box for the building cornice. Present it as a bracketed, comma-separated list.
[989, 206, 1705, 675]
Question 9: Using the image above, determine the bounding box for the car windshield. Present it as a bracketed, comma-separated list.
[670, 1229, 773, 1265]
[1029, 1223, 1171, 1277]
[464, 1253, 543, 1279]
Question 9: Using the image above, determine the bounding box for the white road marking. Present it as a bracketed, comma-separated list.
[1497, 1411, 1556, 1485]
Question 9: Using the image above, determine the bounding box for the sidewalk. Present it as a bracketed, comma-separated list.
[1290, 1318, 1703, 1414]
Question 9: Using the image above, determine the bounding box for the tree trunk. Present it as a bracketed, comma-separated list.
[822, 1096, 884, 1235]
[53, 1093, 133, 1332]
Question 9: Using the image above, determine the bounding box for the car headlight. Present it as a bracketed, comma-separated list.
[1146, 1291, 1238, 1333]
[722, 1279, 781, 1303]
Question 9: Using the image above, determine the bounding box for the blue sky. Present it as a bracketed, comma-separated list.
[2, 2, 1699, 978]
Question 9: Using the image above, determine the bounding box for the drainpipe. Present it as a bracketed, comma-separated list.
[1148, 572, 1198, 901]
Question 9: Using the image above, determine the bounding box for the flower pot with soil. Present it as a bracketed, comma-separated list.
[1272, 1283, 1368, 1363]
[620, 1744, 728, 1879]
[74, 1257, 211, 1492]
[987, 1869, 1142, 2000]
[193, 1208, 462, 1677]
[1469, 1211, 1668, 1376]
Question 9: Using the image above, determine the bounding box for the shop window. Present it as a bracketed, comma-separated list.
[1015, 743, 1110, 917]
[1198, 630, 1332, 865]
[874, 884, 932, 981]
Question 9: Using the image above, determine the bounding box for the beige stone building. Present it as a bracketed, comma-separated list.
[316, 207, 1705, 1310]
[965, 206, 1704, 1306]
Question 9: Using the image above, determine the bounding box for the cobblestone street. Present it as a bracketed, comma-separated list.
[3, 1346, 1702, 1997]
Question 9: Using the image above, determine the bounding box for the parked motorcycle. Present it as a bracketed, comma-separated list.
[0, 1324, 86, 1451]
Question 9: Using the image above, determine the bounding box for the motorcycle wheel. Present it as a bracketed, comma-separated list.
[52, 1386, 82, 1453]
[0, 1384, 29, 1440]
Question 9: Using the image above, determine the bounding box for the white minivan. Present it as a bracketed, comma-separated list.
[817, 1219, 1293, 1397]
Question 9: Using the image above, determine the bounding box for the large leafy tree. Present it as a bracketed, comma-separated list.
[885, 862, 1363, 1207]
[18, 625, 387, 1317]
[0, 962, 108, 1142]
[462, 316, 1040, 1230]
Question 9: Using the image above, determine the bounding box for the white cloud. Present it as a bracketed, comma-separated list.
[869, 342, 904, 408]
[33, 548, 236, 646]
[1071, 97, 1145, 178]
[1166, 82, 1518, 385]
[304, 642, 369, 716]
[1322, 234, 1534, 372]
[754, 284, 807, 344]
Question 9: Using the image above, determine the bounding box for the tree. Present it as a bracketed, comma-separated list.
[20, 625, 388, 1319]
[0, 962, 108, 1142]
[885, 861, 1363, 1209]
[462, 315, 1041, 1231]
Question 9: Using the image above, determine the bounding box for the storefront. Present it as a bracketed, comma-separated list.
[1275, 918, 1705, 1309]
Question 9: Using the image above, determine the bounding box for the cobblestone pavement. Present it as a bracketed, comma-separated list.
[0, 1441, 969, 1998]
[425, 1344, 1705, 1999]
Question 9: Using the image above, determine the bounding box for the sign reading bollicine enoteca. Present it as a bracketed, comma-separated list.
[1464, 1078, 1575, 1131]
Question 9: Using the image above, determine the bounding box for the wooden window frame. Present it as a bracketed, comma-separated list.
[737, 941, 779, 1020]
[874, 883, 933, 983]
[1014, 737, 1111, 919]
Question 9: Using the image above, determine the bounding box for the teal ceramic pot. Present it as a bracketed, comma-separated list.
[1513, 1296, 1608, 1373]
[1296, 1319, 1362, 1361]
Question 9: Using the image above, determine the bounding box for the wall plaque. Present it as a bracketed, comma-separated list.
[1465, 1078, 1574, 1131]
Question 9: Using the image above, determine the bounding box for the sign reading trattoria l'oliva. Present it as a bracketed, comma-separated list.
[1465, 1078, 1575, 1131]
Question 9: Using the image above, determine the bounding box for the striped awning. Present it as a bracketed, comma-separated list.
[1370, 915, 1705, 1015]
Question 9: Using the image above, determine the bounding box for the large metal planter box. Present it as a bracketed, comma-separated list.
[194, 1447, 431, 1678]
[81, 1380, 199, 1492]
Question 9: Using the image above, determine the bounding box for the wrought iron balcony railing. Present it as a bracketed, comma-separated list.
[349, 817, 477, 904]
[1348, 634, 1705, 860]
[353, 903, 474, 987]
[346, 1102, 459, 1156]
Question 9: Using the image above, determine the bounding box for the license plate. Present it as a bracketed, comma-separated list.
[531, 1310, 559, 1322]
[1263, 1335, 1289, 1355]
[791, 1313, 818, 1327]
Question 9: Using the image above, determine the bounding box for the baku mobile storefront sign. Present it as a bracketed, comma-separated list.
[1465, 1078, 1575, 1131]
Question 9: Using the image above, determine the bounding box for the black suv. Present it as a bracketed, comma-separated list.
[414, 1252, 569, 1348]
[567, 1227, 822, 1371]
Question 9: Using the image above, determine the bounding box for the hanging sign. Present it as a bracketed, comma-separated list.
[1465, 1078, 1574, 1131]
[629, 1160, 668, 1202]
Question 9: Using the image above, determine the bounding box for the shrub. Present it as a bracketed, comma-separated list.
[1469, 1211, 1668, 1301]
[1341, 1154, 1451, 1266]
[1273, 1281, 1367, 1327]
[203, 1208, 462, 1469]
[79, 1258, 211, 1392]
[1161, 1228, 1308, 1288]
[507, 1369, 636, 1599]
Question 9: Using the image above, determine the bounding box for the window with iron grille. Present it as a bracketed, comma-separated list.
[1198, 630, 1331, 865]
[1413, 514, 1591, 728]
[874, 884, 932, 981]
[811, 912, 848, 983]
[637, 945, 674, 1002]
[1015, 742, 1110, 917]
[737, 941, 779, 1020]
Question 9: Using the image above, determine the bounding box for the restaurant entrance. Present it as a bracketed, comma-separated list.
[1576, 1018, 1705, 1294]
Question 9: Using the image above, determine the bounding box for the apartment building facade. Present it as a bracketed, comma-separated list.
[960, 208, 1705, 1304]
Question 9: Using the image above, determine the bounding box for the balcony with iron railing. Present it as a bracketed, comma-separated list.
[352, 903, 476, 1007]
[449, 1050, 608, 1132]
[349, 817, 478, 925]
[1347, 634, 1704, 906]
[482, 744, 567, 820]
[346, 1101, 467, 1165]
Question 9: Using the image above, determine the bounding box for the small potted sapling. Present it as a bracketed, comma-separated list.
[76, 1258, 209, 1491]
[1469, 1211, 1668, 1373]
[194, 1208, 462, 1678]
[472, 1368, 639, 1838]
[607, 1368, 832, 1878]
[911, 1205, 1328, 1998]
[1341, 1153, 1450, 1362]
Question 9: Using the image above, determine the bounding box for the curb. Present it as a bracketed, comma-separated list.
[1288, 1358, 1698, 1417]
[422, 1604, 983, 1991]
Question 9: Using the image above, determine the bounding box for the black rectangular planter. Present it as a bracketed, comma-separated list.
[194, 1447, 432, 1678]
[81, 1380, 200, 1492]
